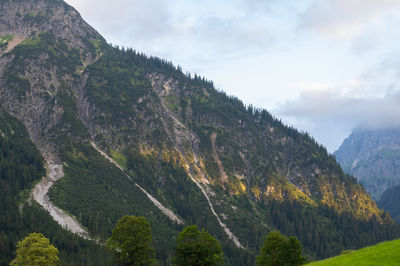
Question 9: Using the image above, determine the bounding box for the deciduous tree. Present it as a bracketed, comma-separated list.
[10, 232, 59, 266]
[174, 225, 223, 266]
[256, 230, 306, 266]
[107, 215, 156, 266]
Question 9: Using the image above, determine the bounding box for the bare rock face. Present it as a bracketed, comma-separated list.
[335, 128, 400, 200]
[0, 0, 102, 50]
[0, 0, 103, 155]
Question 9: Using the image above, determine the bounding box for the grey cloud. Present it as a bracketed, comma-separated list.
[275, 88, 400, 152]
[279, 90, 400, 128]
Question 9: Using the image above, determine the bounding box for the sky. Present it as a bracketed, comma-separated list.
[65, 0, 400, 152]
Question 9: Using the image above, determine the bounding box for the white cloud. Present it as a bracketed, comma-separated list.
[299, 0, 400, 41]
[65, 0, 279, 62]
[65, 0, 173, 44]
[275, 60, 400, 151]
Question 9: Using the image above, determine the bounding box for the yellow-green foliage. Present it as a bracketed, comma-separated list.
[0, 34, 13, 50]
[308, 238, 400, 266]
[110, 149, 128, 170]
[253, 177, 315, 206]
[90, 38, 102, 56]
[317, 175, 382, 219]
[20, 36, 40, 46]
[349, 185, 382, 219]
[285, 182, 316, 206]
[0, 34, 13, 43]
[226, 175, 246, 195]
[165, 95, 180, 112]
[10, 233, 59, 266]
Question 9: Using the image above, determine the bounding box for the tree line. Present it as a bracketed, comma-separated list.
[11, 215, 307, 266]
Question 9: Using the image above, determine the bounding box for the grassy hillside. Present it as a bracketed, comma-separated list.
[308, 238, 400, 265]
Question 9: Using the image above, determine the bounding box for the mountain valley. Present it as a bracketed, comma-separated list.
[0, 0, 399, 265]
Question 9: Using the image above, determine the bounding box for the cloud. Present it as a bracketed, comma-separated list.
[275, 60, 400, 152]
[65, 0, 173, 43]
[299, 0, 400, 41]
[274, 53, 400, 152]
[279, 90, 400, 128]
[276, 89, 400, 152]
[65, 0, 278, 62]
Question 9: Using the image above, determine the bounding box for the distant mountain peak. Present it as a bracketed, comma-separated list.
[335, 128, 400, 200]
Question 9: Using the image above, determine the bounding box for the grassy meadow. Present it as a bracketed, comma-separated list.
[308, 238, 400, 265]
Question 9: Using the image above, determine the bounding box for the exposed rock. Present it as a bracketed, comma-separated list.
[335, 128, 400, 200]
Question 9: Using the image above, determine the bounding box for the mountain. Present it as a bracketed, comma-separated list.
[0, 0, 398, 264]
[378, 185, 400, 223]
[0, 109, 110, 265]
[334, 128, 400, 200]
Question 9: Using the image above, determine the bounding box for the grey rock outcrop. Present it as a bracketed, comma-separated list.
[334, 128, 400, 200]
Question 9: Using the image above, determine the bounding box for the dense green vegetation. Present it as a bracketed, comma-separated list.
[48, 140, 182, 263]
[174, 225, 223, 266]
[83, 45, 177, 147]
[49, 43, 399, 263]
[2, 0, 400, 264]
[107, 216, 156, 266]
[308, 238, 400, 266]
[48, 138, 252, 264]
[123, 148, 225, 233]
[0, 110, 111, 265]
[256, 231, 306, 266]
[258, 200, 396, 258]
[0, 34, 13, 50]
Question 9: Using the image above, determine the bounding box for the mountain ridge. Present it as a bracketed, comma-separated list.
[0, 0, 399, 264]
[334, 128, 400, 200]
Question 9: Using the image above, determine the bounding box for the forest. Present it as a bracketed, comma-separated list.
[1, 1, 399, 263]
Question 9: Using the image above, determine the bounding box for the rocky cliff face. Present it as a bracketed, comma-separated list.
[0, 0, 398, 263]
[0, 0, 101, 49]
[0, 0, 102, 159]
[334, 128, 400, 200]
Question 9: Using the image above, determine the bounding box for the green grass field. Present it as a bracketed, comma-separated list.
[308, 238, 400, 265]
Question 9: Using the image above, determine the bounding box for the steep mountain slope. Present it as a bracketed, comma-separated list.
[334, 128, 400, 200]
[0, 109, 110, 265]
[378, 185, 400, 223]
[0, 0, 399, 264]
